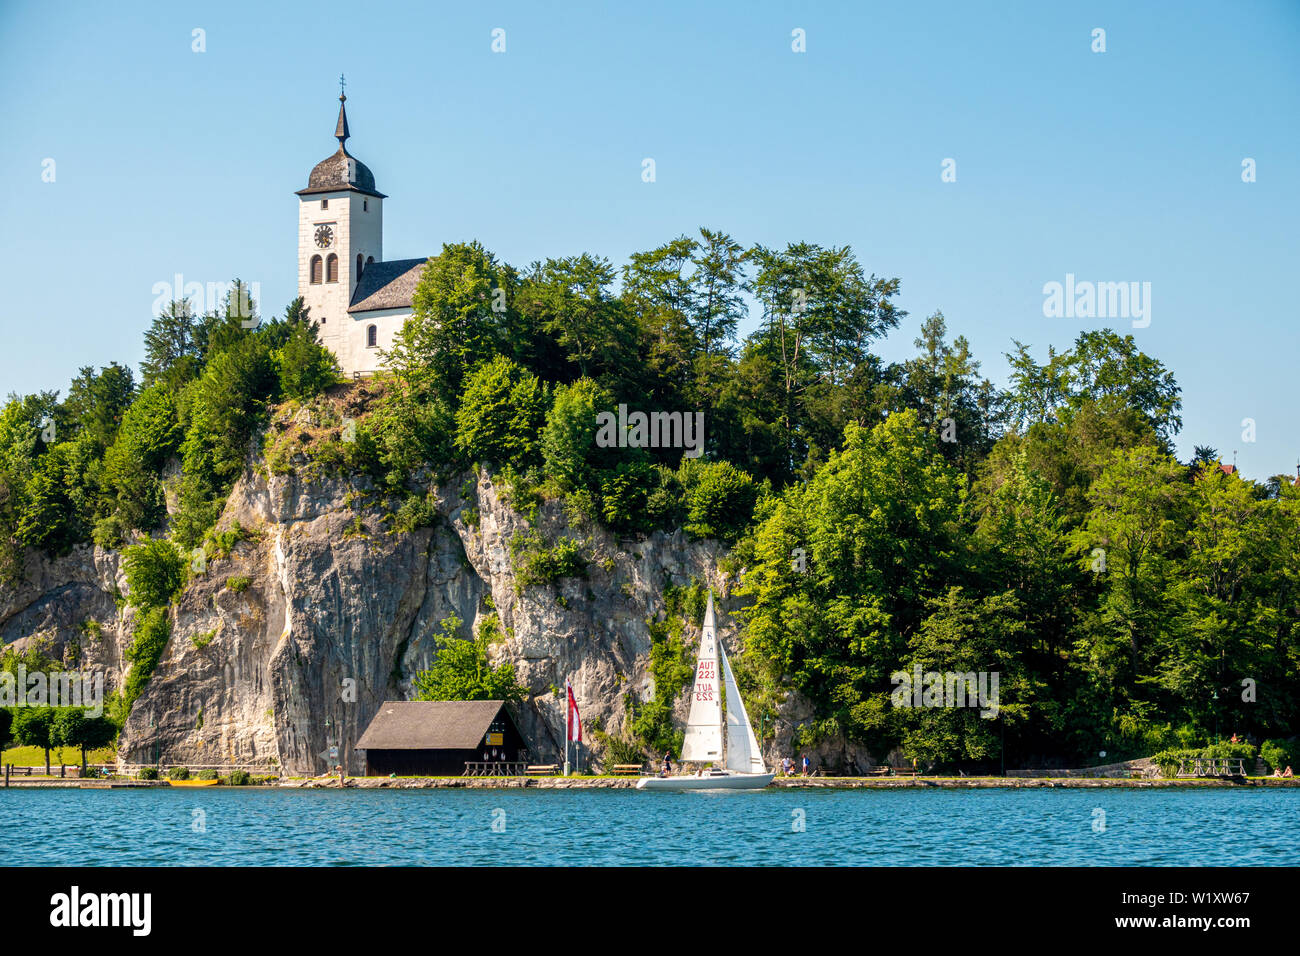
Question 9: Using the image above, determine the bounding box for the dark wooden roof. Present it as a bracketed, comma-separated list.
[296, 146, 385, 199]
[348, 257, 428, 313]
[296, 94, 386, 199]
[355, 700, 511, 750]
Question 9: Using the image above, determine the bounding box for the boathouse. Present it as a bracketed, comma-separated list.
[354, 700, 528, 776]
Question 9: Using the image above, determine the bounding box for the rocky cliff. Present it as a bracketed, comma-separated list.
[2, 446, 874, 775]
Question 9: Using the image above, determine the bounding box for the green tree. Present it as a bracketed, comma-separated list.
[63, 363, 136, 454]
[1069, 445, 1189, 737]
[521, 254, 629, 380]
[540, 378, 615, 493]
[13, 706, 56, 774]
[413, 615, 526, 703]
[747, 242, 903, 478]
[173, 326, 281, 548]
[677, 459, 759, 542]
[141, 299, 204, 389]
[387, 243, 512, 403]
[1007, 331, 1182, 443]
[122, 537, 185, 610]
[96, 382, 182, 545]
[895, 588, 1036, 766]
[738, 410, 967, 746]
[275, 318, 340, 401]
[454, 356, 545, 471]
[52, 710, 117, 773]
[895, 311, 1004, 471]
[123, 606, 172, 706]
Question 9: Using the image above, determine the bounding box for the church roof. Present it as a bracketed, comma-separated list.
[348, 257, 429, 313]
[296, 92, 387, 199]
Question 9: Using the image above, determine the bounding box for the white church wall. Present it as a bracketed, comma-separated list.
[334, 308, 411, 377]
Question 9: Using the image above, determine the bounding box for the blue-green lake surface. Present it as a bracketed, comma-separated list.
[3, 787, 1296, 866]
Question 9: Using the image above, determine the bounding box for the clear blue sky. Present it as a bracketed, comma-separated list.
[2, 0, 1297, 478]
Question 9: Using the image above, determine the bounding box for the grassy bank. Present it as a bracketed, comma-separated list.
[2, 745, 116, 767]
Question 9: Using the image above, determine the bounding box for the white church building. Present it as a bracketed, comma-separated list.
[296, 89, 424, 377]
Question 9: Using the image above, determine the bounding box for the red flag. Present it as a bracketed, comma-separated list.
[566, 681, 582, 743]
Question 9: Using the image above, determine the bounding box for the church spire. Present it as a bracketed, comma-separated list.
[335, 74, 350, 148]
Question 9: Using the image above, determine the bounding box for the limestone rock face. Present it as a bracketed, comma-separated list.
[114, 464, 736, 775]
[0, 545, 129, 695]
[1, 462, 868, 775]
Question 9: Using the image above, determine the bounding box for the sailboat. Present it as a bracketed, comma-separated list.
[636, 591, 775, 791]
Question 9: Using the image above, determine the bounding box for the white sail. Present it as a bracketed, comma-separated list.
[680, 591, 723, 762]
[721, 641, 767, 774]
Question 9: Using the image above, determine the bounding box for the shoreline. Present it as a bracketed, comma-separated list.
[274, 774, 1300, 790]
[5, 775, 1298, 790]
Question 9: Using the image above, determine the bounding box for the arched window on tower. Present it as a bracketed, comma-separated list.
[366, 255, 374, 269]
[310, 255, 323, 284]
[326, 254, 339, 283]
[366, 325, 377, 348]
[356, 254, 363, 281]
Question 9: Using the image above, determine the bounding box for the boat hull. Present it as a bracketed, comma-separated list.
[636, 772, 774, 791]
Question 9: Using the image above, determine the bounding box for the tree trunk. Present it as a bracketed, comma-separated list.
[44, 747, 51, 776]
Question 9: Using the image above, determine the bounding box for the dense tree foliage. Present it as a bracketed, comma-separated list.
[2, 235, 1295, 768]
[413, 615, 527, 704]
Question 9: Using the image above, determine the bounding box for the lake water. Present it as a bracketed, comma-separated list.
[2, 786, 1296, 866]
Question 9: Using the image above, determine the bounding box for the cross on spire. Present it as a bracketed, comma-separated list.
[334, 76, 350, 147]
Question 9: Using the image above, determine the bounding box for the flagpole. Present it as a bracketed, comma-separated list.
[563, 680, 571, 777]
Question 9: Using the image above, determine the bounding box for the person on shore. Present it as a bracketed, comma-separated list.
[661, 752, 672, 777]
[782, 756, 793, 776]
[801, 754, 810, 776]
[1285, 766, 1294, 778]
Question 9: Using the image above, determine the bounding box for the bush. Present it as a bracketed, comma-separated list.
[137, 766, 159, 780]
[388, 491, 439, 532]
[678, 458, 759, 541]
[510, 530, 588, 589]
[275, 320, 340, 400]
[167, 766, 190, 780]
[412, 614, 527, 704]
[1204, 741, 1255, 761]
[1152, 743, 1256, 778]
[196, 769, 218, 780]
[597, 732, 645, 769]
[599, 461, 671, 535]
[541, 378, 615, 493]
[223, 769, 252, 786]
[454, 356, 544, 471]
[1260, 739, 1294, 773]
[225, 575, 251, 593]
[122, 538, 185, 610]
[123, 606, 172, 705]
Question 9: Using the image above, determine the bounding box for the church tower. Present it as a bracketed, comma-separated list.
[296, 82, 387, 371]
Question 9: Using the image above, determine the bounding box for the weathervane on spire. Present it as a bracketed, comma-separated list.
[334, 75, 350, 146]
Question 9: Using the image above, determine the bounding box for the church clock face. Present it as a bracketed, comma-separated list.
[314, 224, 334, 248]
